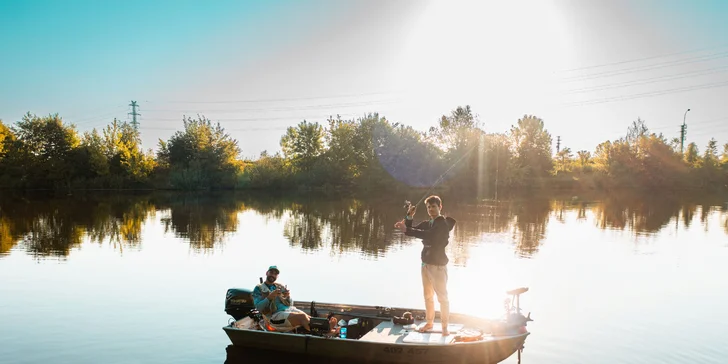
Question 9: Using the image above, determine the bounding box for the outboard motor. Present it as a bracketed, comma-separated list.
[225, 288, 255, 321]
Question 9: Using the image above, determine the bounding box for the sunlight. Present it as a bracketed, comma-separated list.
[448, 243, 531, 319]
[392, 0, 572, 124]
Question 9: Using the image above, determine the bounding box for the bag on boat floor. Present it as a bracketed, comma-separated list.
[392, 312, 414, 325]
[337, 317, 367, 339]
[309, 317, 330, 332]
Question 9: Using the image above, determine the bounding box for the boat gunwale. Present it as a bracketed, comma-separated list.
[223, 324, 530, 348]
[278, 299, 508, 321]
[223, 301, 530, 348]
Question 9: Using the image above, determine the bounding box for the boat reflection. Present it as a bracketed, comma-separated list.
[224, 344, 525, 364]
[224, 344, 355, 364]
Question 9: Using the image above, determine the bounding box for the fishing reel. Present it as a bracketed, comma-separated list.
[403, 200, 412, 211]
[247, 308, 264, 323]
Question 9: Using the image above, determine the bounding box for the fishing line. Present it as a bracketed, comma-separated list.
[406, 139, 481, 209]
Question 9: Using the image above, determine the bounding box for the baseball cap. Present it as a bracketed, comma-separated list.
[267, 265, 280, 273]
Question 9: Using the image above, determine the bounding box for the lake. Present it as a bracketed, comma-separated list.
[1, 191, 727, 364]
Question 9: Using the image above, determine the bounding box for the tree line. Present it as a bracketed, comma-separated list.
[1, 107, 726, 194]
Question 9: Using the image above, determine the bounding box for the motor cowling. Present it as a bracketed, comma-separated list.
[225, 288, 255, 321]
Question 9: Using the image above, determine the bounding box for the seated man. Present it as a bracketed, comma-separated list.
[251, 265, 311, 331]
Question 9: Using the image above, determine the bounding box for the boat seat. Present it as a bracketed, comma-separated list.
[506, 287, 529, 295]
[258, 313, 302, 333]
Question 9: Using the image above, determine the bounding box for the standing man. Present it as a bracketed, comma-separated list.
[394, 195, 456, 335]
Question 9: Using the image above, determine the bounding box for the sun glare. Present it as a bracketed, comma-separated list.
[393, 0, 572, 125]
[448, 242, 531, 318]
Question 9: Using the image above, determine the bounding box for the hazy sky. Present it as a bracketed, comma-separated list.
[2, 0, 727, 158]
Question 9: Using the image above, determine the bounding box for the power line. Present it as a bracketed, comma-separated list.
[146, 90, 399, 104]
[560, 65, 728, 94]
[63, 105, 126, 120]
[141, 99, 398, 114]
[556, 43, 728, 73]
[141, 112, 364, 123]
[140, 126, 290, 132]
[561, 79, 728, 108]
[559, 51, 728, 82]
[71, 109, 126, 125]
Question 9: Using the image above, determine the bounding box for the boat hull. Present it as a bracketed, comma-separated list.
[222, 326, 528, 364]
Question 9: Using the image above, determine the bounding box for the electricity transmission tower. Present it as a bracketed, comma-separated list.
[129, 100, 141, 131]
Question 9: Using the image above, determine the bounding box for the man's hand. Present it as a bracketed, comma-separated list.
[268, 288, 281, 300]
[407, 205, 416, 218]
[394, 220, 406, 232]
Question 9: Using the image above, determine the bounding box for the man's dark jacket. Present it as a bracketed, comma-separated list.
[404, 215, 456, 265]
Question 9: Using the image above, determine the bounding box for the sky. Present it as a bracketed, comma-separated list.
[1, 0, 728, 159]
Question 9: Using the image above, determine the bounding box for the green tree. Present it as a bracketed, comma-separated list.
[556, 147, 573, 172]
[430, 105, 481, 153]
[509, 115, 553, 184]
[577, 150, 591, 169]
[703, 138, 719, 168]
[10, 113, 80, 189]
[626, 118, 649, 147]
[70, 129, 110, 187]
[98, 119, 155, 187]
[593, 141, 612, 172]
[280, 120, 325, 173]
[158, 115, 242, 190]
[636, 133, 686, 188]
[685, 142, 700, 167]
[351, 113, 395, 189]
[240, 151, 292, 190]
[321, 115, 360, 188]
[0, 120, 16, 161]
[426, 106, 485, 196]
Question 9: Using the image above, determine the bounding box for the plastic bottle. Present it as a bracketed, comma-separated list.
[340, 326, 347, 339]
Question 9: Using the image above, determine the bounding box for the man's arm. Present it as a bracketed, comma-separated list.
[252, 286, 274, 312]
[280, 287, 292, 306]
[404, 216, 430, 230]
[404, 218, 446, 241]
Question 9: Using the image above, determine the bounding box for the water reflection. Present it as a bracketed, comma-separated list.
[224, 345, 355, 364]
[0, 191, 726, 260]
[511, 199, 551, 257]
[0, 193, 156, 258]
[223, 344, 525, 364]
[156, 193, 246, 250]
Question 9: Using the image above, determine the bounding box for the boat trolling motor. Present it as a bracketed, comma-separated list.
[498, 287, 533, 336]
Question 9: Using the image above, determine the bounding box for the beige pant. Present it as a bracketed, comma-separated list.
[421, 263, 449, 327]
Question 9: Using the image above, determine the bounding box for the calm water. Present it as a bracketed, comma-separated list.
[1, 191, 727, 364]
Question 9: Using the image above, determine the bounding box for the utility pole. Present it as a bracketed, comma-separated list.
[556, 136, 561, 154]
[129, 100, 141, 131]
[680, 108, 690, 154]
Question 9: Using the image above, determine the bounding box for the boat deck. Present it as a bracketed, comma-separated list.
[358, 320, 462, 345]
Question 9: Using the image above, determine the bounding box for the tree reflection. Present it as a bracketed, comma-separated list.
[0, 215, 17, 254]
[1, 191, 726, 261]
[276, 198, 396, 255]
[283, 203, 325, 251]
[157, 192, 246, 251]
[511, 198, 550, 257]
[0, 193, 155, 258]
[589, 192, 725, 234]
[251, 195, 552, 263]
